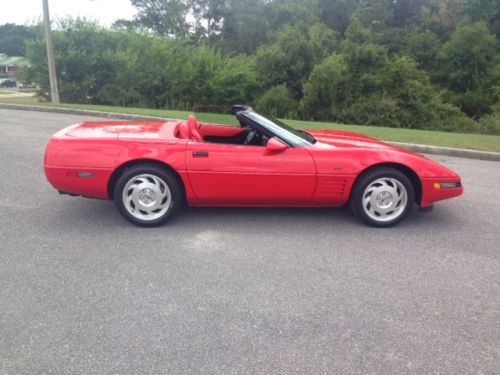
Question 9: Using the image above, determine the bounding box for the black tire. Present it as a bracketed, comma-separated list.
[113, 164, 183, 227]
[350, 167, 415, 228]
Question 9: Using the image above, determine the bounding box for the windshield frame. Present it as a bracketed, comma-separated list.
[237, 110, 313, 147]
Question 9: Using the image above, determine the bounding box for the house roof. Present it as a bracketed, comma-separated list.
[0, 54, 28, 67]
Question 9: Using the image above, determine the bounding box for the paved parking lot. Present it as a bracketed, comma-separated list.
[1, 108, 499, 374]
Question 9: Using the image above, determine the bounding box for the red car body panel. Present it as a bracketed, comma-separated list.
[186, 142, 316, 205]
[44, 119, 463, 208]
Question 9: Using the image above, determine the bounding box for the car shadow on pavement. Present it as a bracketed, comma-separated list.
[43, 196, 464, 233]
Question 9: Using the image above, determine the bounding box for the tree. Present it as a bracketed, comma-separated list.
[401, 29, 440, 70]
[127, 0, 190, 37]
[434, 21, 499, 117]
[23, 20, 123, 103]
[0, 24, 36, 56]
[302, 49, 478, 132]
[256, 85, 298, 118]
[212, 55, 260, 105]
[255, 23, 337, 100]
[19, 1, 500, 134]
[318, 0, 359, 34]
[121, 0, 229, 41]
[421, 0, 463, 38]
[191, 0, 229, 41]
[460, 0, 498, 23]
[256, 25, 314, 99]
[266, 0, 321, 29]
[301, 54, 348, 120]
[219, 0, 270, 54]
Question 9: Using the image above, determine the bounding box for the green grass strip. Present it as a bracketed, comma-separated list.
[2, 97, 499, 153]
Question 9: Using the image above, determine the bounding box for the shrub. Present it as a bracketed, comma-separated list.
[256, 85, 298, 118]
[301, 51, 480, 132]
[479, 106, 500, 134]
[433, 102, 481, 133]
[211, 55, 260, 106]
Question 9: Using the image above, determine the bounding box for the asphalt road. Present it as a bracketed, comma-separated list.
[1, 109, 499, 374]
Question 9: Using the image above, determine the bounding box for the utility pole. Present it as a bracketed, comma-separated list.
[42, 0, 60, 103]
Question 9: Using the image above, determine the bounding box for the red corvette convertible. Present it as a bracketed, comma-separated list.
[44, 105, 463, 227]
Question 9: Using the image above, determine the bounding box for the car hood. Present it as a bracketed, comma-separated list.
[307, 129, 402, 151]
[307, 129, 460, 178]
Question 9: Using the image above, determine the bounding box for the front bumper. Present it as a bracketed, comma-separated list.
[420, 177, 464, 208]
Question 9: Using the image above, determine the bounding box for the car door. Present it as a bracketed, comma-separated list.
[185, 141, 316, 205]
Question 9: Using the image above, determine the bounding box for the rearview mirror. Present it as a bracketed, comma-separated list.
[265, 137, 288, 153]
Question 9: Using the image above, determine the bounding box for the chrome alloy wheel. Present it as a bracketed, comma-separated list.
[122, 174, 172, 221]
[362, 177, 408, 223]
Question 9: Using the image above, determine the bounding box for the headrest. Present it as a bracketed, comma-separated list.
[187, 115, 203, 142]
[175, 122, 189, 139]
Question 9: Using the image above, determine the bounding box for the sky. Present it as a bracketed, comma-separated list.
[0, 0, 137, 26]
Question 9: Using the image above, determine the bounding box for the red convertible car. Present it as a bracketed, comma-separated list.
[44, 105, 463, 227]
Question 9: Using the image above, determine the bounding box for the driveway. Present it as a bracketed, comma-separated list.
[1, 109, 499, 374]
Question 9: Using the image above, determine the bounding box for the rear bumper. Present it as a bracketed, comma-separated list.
[44, 165, 112, 200]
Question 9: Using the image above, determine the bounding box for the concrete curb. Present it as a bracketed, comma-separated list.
[0, 103, 177, 122]
[0, 93, 34, 99]
[2, 103, 499, 162]
[388, 142, 500, 162]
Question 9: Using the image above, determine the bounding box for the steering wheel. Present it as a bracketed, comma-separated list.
[244, 130, 257, 145]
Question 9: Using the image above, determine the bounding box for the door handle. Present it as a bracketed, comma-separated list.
[192, 151, 209, 158]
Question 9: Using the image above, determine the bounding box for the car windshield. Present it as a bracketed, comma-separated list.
[243, 111, 315, 146]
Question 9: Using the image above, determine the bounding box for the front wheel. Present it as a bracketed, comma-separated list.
[114, 164, 182, 227]
[350, 167, 415, 228]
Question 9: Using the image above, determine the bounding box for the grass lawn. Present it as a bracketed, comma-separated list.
[2, 96, 500, 153]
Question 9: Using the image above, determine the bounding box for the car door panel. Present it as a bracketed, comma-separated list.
[186, 142, 316, 205]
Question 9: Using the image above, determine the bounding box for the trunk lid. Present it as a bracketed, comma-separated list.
[56, 121, 171, 140]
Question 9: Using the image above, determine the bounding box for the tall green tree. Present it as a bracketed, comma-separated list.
[302, 48, 478, 132]
[219, 0, 269, 53]
[127, 0, 190, 37]
[420, 0, 463, 38]
[17, 0, 500, 134]
[256, 23, 338, 100]
[191, 0, 229, 41]
[0, 24, 36, 56]
[318, 0, 358, 34]
[434, 21, 499, 117]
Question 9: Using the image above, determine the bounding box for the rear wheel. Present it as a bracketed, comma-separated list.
[350, 167, 414, 228]
[114, 164, 182, 227]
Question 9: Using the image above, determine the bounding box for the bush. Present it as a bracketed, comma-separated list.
[19, 16, 499, 135]
[301, 54, 348, 121]
[256, 85, 298, 118]
[301, 50, 480, 132]
[432, 102, 481, 133]
[479, 106, 500, 134]
[211, 55, 260, 106]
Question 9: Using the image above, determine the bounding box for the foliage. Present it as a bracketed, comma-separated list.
[256, 24, 338, 100]
[434, 21, 499, 118]
[302, 50, 479, 132]
[218, 0, 270, 54]
[211, 55, 259, 106]
[0, 24, 36, 56]
[116, 0, 230, 41]
[6, 0, 500, 134]
[127, 0, 190, 37]
[479, 105, 500, 134]
[256, 85, 298, 118]
[22, 20, 257, 109]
